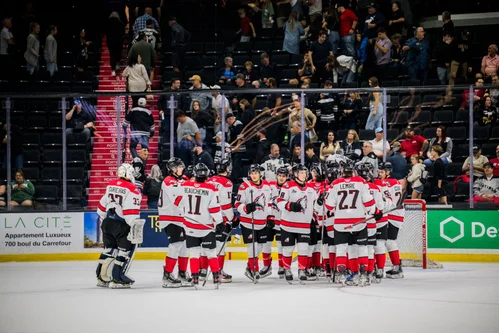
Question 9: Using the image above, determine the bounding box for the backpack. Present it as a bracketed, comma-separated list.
[420, 169, 429, 184]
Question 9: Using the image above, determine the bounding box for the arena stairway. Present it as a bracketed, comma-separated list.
[87, 35, 161, 210]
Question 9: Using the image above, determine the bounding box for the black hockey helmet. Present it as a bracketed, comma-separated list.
[292, 163, 308, 176]
[310, 163, 322, 176]
[248, 164, 264, 177]
[379, 161, 393, 173]
[167, 157, 185, 174]
[185, 165, 195, 179]
[342, 159, 354, 175]
[276, 166, 289, 176]
[194, 163, 210, 179]
[354, 162, 373, 179]
[215, 157, 232, 175]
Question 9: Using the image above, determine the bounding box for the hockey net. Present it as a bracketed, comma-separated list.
[387, 200, 443, 269]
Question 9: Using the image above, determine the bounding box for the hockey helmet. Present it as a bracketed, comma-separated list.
[310, 163, 322, 176]
[292, 164, 308, 177]
[215, 157, 232, 175]
[276, 166, 289, 176]
[248, 164, 264, 177]
[194, 163, 210, 179]
[167, 157, 185, 174]
[185, 165, 195, 179]
[118, 163, 135, 183]
[379, 161, 393, 173]
[354, 162, 373, 179]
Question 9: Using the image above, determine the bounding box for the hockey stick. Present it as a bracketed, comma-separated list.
[250, 189, 257, 284]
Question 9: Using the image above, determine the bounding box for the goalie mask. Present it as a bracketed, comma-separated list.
[194, 163, 210, 180]
[118, 163, 135, 183]
[216, 158, 232, 176]
[167, 157, 185, 177]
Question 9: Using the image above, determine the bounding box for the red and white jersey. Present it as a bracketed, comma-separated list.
[268, 180, 286, 230]
[158, 175, 186, 228]
[375, 178, 405, 228]
[308, 179, 328, 227]
[97, 179, 142, 225]
[174, 180, 223, 237]
[235, 180, 273, 231]
[207, 175, 234, 223]
[367, 182, 385, 230]
[325, 176, 375, 232]
[276, 180, 318, 234]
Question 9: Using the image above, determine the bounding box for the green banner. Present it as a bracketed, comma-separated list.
[427, 211, 499, 249]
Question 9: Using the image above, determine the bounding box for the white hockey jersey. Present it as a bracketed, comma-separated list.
[174, 180, 223, 237]
[268, 180, 285, 230]
[367, 182, 385, 231]
[325, 176, 375, 232]
[276, 180, 318, 234]
[261, 157, 286, 181]
[235, 180, 273, 231]
[375, 178, 405, 228]
[158, 175, 187, 228]
[207, 175, 234, 223]
[97, 179, 142, 226]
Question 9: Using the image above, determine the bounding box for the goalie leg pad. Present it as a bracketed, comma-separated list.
[96, 248, 118, 282]
[111, 247, 137, 285]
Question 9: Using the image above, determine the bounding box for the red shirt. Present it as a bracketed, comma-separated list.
[339, 9, 358, 37]
[491, 157, 499, 177]
[240, 16, 251, 35]
[401, 135, 427, 157]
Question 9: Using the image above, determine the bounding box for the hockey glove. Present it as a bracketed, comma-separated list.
[266, 217, 275, 229]
[230, 215, 240, 229]
[215, 223, 225, 233]
[245, 202, 258, 214]
[316, 192, 326, 206]
[374, 209, 383, 221]
[224, 222, 233, 235]
[286, 202, 303, 212]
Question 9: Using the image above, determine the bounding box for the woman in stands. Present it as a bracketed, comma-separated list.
[430, 145, 448, 205]
[319, 131, 341, 160]
[10, 169, 35, 208]
[190, 100, 213, 146]
[340, 129, 362, 161]
[340, 90, 362, 130]
[407, 154, 425, 199]
[365, 76, 384, 130]
[424, 125, 453, 165]
[283, 11, 305, 56]
[122, 54, 151, 107]
[478, 95, 498, 127]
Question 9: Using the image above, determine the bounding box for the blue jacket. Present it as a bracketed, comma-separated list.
[404, 37, 430, 70]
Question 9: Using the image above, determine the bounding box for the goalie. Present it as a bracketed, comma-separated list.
[96, 163, 144, 289]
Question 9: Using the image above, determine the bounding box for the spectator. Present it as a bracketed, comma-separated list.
[74, 29, 92, 72]
[341, 129, 362, 161]
[341, 90, 362, 130]
[433, 34, 454, 85]
[124, 98, 155, 158]
[132, 148, 148, 191]
[190, 100, 213, 146]
[107, 12, 125, 76]
[218, 57, 235, 83]
[265, 78, 282, 110]
[401, 126, 429, 160]
[462, 146, 489, 178]
[261, 144, 288, 180]
[158, 78, 184, 135]
[127, 31, 156, 81]
[288, 99, 317, 142]
[238, 99, 255, 127]
[472, 162, 499, 206]
[276, 0, 292, 28]
[241, 61, 259, 85]
[388, 1, 405, 36]
[459, 76, 485, 110]
[24, 22, 40, 74]
[336, 2, 358, 56]
[189, 75, 211, 112]
[255, 128, 270, 164]
[0, 169, 5, 207]
[0, 18, 16, 75]
[361, 141, 379, 177]
[210, 85, 232, 133]
[44, 25, 58, 77]
[389, 141, 408, 189]
[403, 27, 430, 84]
[364, 3, 386, 40]
[296, 53, 313, 85]
[237, 8, 256, 42]
[481, 44, 499, 80]
[490, 145, 499, 177]
[168, 16, 190, 73]
[430, 145, 448, 205]
[486, 75, 499, 106]
[371, 127, 390, 160]
[226, 113, 245, 181]
[9, 169, 34, 208]
[441, 11, 454, 37]
[356, 32, 369, 77]
[213, 131, 232, 165]
[291, 144, 302, 165]
[122, 54, 151, 107]
[175, 110, 202, 165]
[373, 28, 392, 83]
[289, 120, 310, 152]
[259, 53, 281, 85]
[259, 0, 275, 29]
[308, 29, 333, 84]
[1, 122, 24, 170]
[330, 54, 357, 86]
[389, 33, 404, 76]
[283, 11, 305, 56]
[192, 145, 215, 171]
[143, 165, 163, 209]
[232, 73, 255, 111]
[366, 76, 384, 130]
[407, 154, 425, 199]
[449, 29, 471, 86]
[478, 95, 498, 126]
[305, 142, 320, 170]
[65, 99, 94, 142]
[425, 126, 453, 165]
[319, 130, 340, 160]
[133, 7, 160, 37]
[323, 5, 340, 55]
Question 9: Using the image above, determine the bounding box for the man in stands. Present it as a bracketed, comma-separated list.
[462, 146, 489, 178]
[133, 7, 160, 38]
[472, 162, 499, 206]
[481, 44, 499, 81]
[400, 126, 429, 161]
[490, 144, 499, 177]
[66, 99, 94, 142]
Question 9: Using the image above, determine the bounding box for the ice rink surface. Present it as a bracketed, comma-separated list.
[1, 260, 498, 333]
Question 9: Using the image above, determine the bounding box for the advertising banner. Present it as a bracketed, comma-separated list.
[427, 211, 499, 249]
[0, 213, 84, 254]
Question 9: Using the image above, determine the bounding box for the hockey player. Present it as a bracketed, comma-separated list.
[375, 162, 405, 279]
[307, 163, 326, 280]
[205, 158, 239, 283]
[158, 157, 191, 288]
[276, 164, 320, 283]
[261, 166, 289, 278]
[174, 163, 224, 286]
[235, 164, 274, 281]
[96, 163, 142, 288]
[325, 162, 375, 286]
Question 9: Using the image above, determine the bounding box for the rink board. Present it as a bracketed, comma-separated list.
[1, 210, 498, 262]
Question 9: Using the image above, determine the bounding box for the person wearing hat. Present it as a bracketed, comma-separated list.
[168, 16, 191, 73]
[472, 162, 499, 206]
[66, 99, 94, 142]
[188, 74, 211, 112]
[336, 2, 358, 57]
[123, 97, 155, 159]
[388, 141, 408, 189]
[370, 127, 390, 160]
[400, 126, 429, 161]
[364, 3, 386, 40]
[462, 146, 489, 178]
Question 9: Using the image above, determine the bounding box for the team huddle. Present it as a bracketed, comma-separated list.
[94, 154, 406, 289]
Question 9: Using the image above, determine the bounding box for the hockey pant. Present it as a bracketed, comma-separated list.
[261, 228, 280, 268]
[164, 240, 189, 274]
[186, 233, 219, 275]
[281, 230, 310, 271]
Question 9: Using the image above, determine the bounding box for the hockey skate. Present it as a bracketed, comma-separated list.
[346, 272, 359, 286]
[97, 278, 109, 288]
[109, 279, 134, 289]
[259, 265, 272, 278]
[178, 271, 194, 287]
[278, 267, 285, 279]
[244, 266, 260, 282]
[199, 269, 207, 281]
[213, 272, 221, 289]
[191, 273, 200, 285]
[358, 266, 369, 287]
[298, 269, 308, 284]
[162, 272, 182, 288]
[306, 268, 318, 281]
[284, 269, 294, 284]
[337, 267, 347, 285]
[219, 269, 233, 283]
[385, 265, 404, 279]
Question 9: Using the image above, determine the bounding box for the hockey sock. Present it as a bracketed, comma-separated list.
[164, 257, 177, 273]
[278, 253, 283, 268]
[218, 255, 225, 269]
[209, 257, 220, 273]
[190, 257, 200, 274]
[335, 256, 347, 270]
[306, 256, 312, 270]
[375, 254, 386, 269]
[298, 256, 308, 270]
[248, 258, 259, 272]
[368, 258, 375, 273]
[323, 258, 329, 270]
[389, 250, 401, 266]
[262, 252, 272, 267]
[282, 256, 292, 270]
[200, 256, 208, 270]
[329, 253, 336, 269]
[348, 258, 358, 273]
[358, 256, 368, 270]
[312, 252, 321, 268]
[178, 257, 188, 272]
